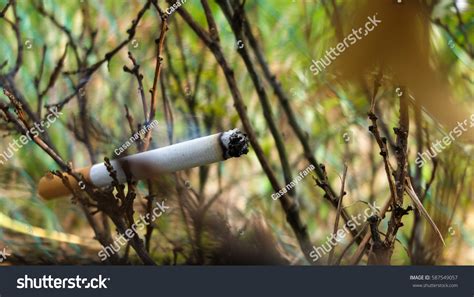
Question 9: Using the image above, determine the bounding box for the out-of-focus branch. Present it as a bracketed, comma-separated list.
[41, 0, 152, 117]
[0, 1, 12, 16]
[171, 2, 314, 263]
[237, 5, 362, 242]
[217, 0, 295, 196]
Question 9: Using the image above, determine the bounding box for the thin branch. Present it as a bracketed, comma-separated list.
[327, 164, 348, 265]
[172, 2, 314, 263]
[143, 2, 168, 151]
[123, 51, 148, 120]
[217, 0, 295, 195]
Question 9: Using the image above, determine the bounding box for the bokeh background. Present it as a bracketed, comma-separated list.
[0, 0, 472, 265]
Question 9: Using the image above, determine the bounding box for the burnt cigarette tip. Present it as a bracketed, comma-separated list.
[220, 129, 249, 159]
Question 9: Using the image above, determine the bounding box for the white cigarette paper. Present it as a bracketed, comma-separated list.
[37, 129, 249, 199]
[90, 129, 249, 187]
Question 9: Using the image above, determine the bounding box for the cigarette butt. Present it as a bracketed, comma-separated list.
[38, 167, 92, 199]
[38, 129, 249, 200]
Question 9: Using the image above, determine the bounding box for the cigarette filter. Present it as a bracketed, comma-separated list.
[38, 129, 249, 200]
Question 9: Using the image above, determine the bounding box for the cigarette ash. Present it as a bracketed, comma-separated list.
[220, 129, 249, 159]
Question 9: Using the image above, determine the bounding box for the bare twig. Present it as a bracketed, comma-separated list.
[327, 164, 348, 265]
[143, 2, 168, 151]
[123, 52, 148, 120]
